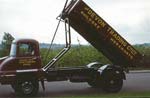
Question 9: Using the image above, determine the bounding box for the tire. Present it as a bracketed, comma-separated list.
[13, 80, 39, 96]
[102, 74, 123, 93]
[88, 81, 97, 88]
[87, 80, 101, 88]
[87, 74, 101, 88]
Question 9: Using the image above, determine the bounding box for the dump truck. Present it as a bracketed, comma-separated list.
[0, 0, 147, 96]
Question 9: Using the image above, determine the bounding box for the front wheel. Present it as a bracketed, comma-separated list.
[12, 80, 39, 96]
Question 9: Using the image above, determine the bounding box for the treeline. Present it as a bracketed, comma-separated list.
[0, 41, 150, 68]
[0, 32, 150, 68]
[134, 45, 150, 56]
[0, 32, 14, 57]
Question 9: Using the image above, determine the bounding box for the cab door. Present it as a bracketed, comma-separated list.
[16, 42, 41, 70]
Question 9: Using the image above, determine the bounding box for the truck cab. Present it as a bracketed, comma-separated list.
[0, 39, 42, 72]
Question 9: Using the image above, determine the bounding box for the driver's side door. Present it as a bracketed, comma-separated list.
[16, 43, 40, 70]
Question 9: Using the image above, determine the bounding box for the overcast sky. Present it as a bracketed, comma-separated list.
[0, 0, 150, 44]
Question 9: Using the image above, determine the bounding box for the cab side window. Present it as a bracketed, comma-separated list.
[18, 43, 35, 56]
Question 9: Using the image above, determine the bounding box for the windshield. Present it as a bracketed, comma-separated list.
[10, 43, 17, 56]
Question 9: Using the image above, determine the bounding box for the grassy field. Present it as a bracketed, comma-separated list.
[41, 45, 150, 68]
[41, 45, 111, 67]
[54, 92, 150, 98]
[0, 44, 150, 68]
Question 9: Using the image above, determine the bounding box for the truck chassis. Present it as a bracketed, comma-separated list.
[0, 64, 125, 96]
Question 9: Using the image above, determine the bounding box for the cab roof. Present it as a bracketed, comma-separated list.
[12, 39, 39, 44]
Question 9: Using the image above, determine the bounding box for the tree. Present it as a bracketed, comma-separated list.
[0, 32, 14, 56]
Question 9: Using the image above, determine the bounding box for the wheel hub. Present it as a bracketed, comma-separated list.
[110, 80, 115, 85]
[21, 81, 34, 94]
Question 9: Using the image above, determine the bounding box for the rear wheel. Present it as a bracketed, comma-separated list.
[87, 74, 101, 88]
[102, 72, 123, 93]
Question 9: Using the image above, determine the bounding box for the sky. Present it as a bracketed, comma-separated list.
[0, 0, 150, 45]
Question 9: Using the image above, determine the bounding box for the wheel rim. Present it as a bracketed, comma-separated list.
[21, 81, 34, 95]
[105, 78, 122, 92]
[108, 79, 118, 88]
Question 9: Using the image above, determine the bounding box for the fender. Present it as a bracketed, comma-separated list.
[98, 64, 126, 80]
[0, 56, 8, 65]
[86, 62, 103, 70]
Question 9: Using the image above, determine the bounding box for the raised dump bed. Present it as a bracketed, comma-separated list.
[62, 0, 142, 67]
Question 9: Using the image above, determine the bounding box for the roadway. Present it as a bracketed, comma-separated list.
[0, 72, 150, 97]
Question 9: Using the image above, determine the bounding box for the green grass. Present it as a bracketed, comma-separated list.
[41, 45, 111, 67]
[40, 45, 150, 68]
[1, 44, 150, 68]
[56, 92, 150, 98]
